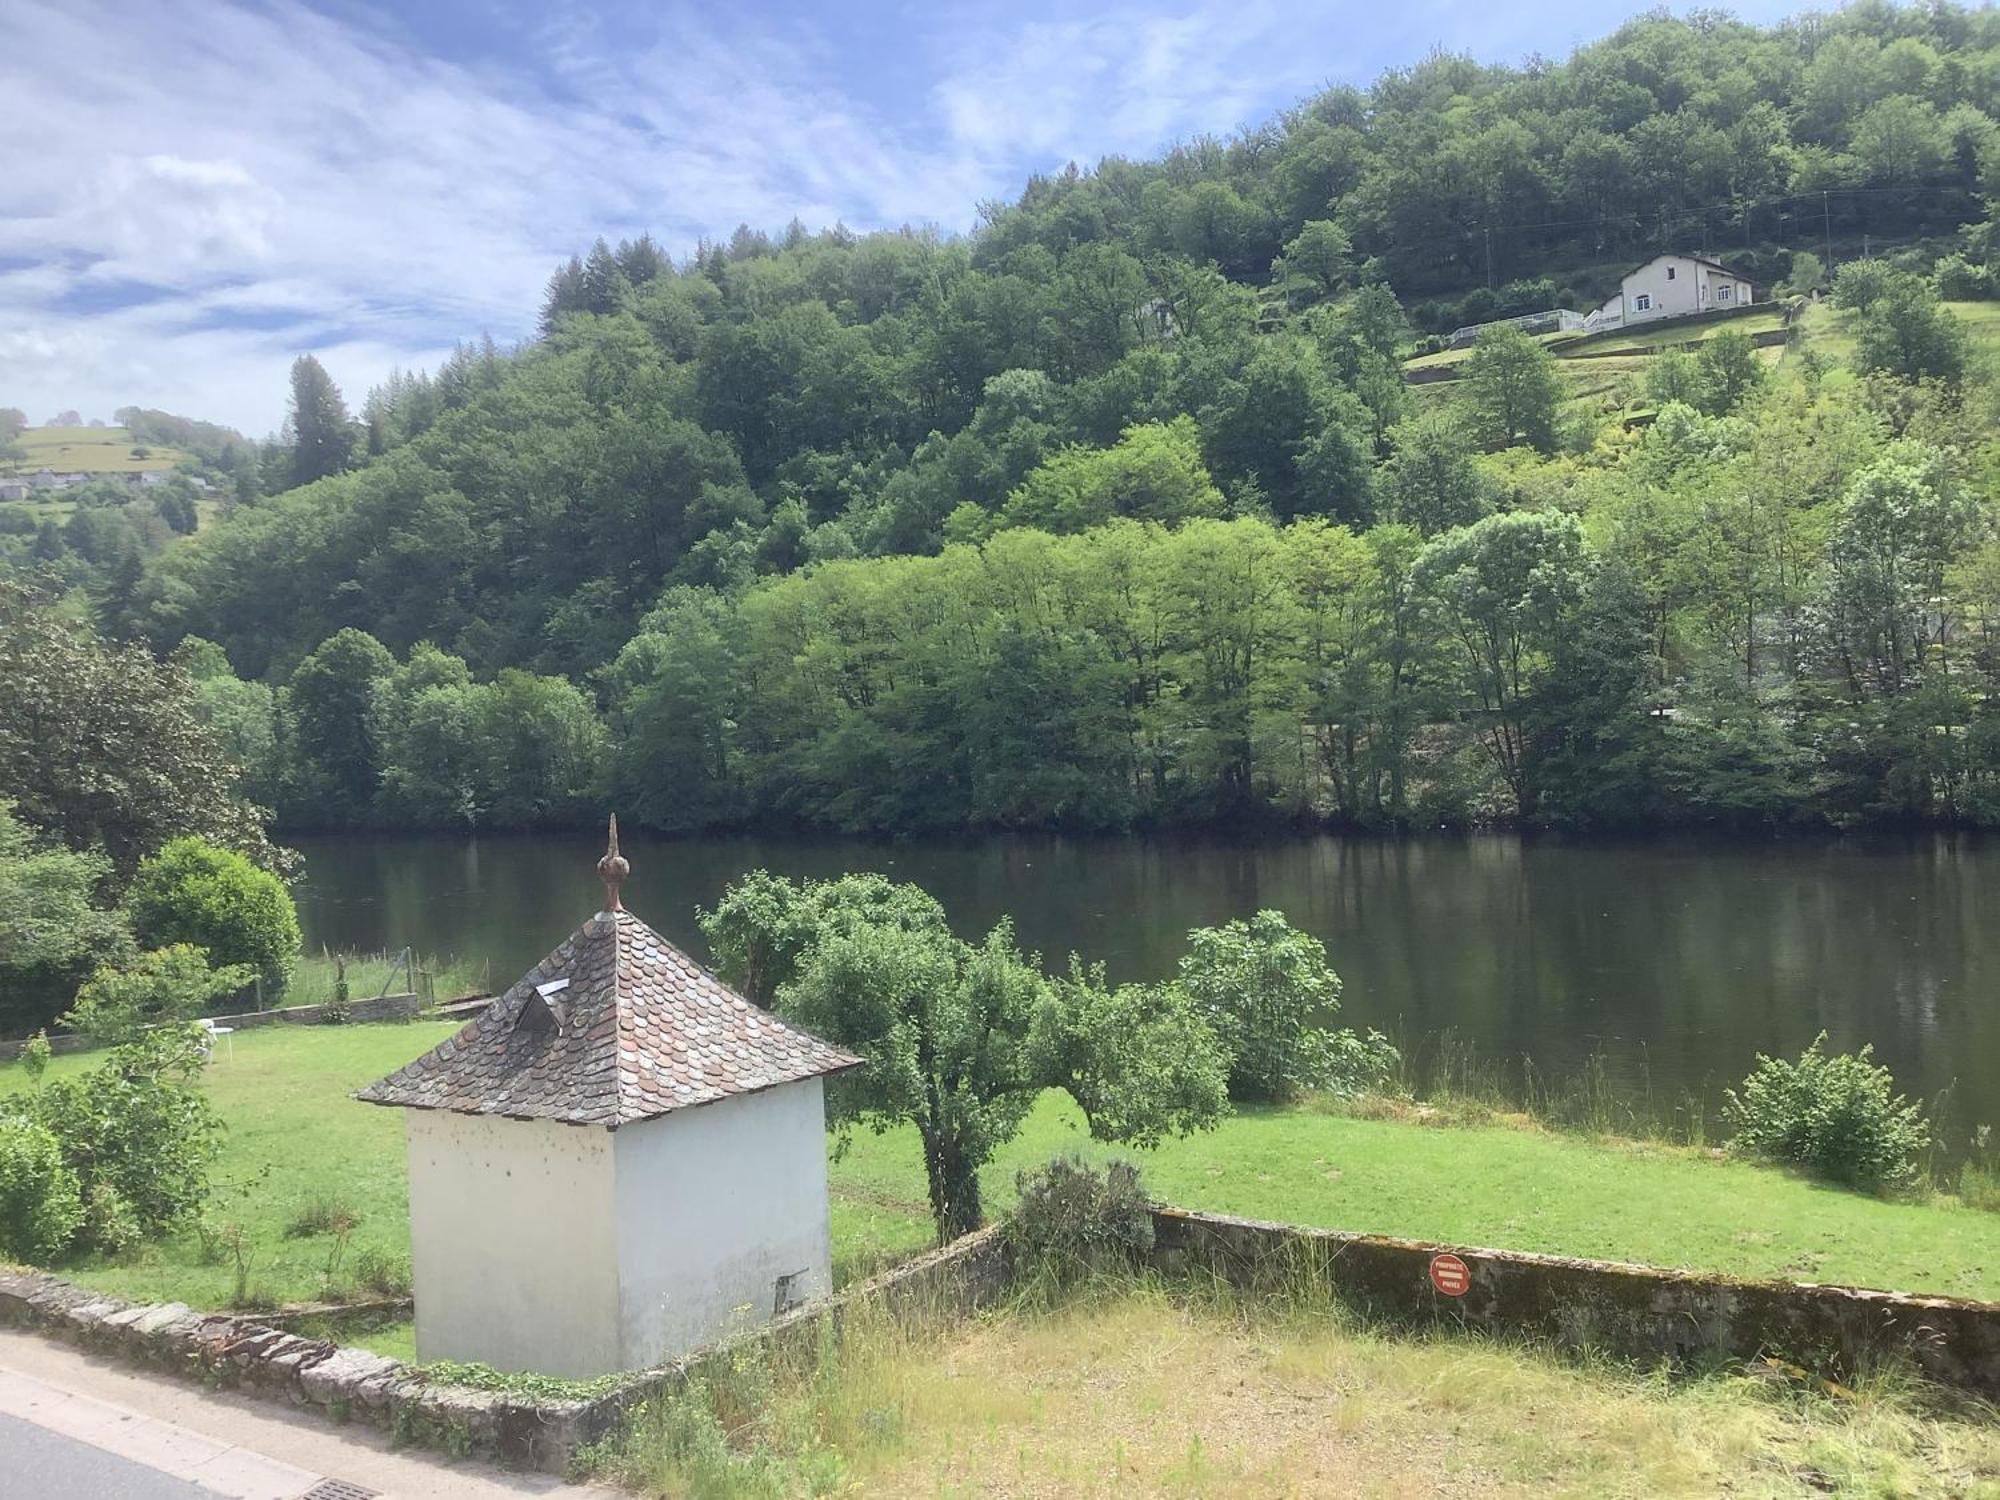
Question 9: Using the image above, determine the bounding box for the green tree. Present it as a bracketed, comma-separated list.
[60, 944, 251, 1045]
[1175, 909, 1392, 1102]
[1417, 510, 1588, 817]
[1463, 324, 1562, 453]
[0, 802, 134, 1035]
[1854, 275, 1968, 386]
[1027, 958, 1229, 1144]
[709, 873, 1226, 1239]
[0, 585, 280, 877]
[1377, 409, 1489, 534]
[1695, 330, 1767, 415]
[284, 628, 395, 818]
[1001, 416, 1225, 532]
[126, 837, 300, 997]
[1272, 219, 1354, 303]
[287, 355, 357, 487]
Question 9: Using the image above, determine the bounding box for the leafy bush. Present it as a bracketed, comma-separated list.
[1723, 1033, 1930, 1188]
[354, 1246, 413, 1297]
[0, 800, 134, 1036]
[61, 944, 250, 1045]
[1028, 960, 1229, 1148]
[127, 837, 301, 998]
[26, 1027, 221, 1242]
[1933, 254, 1995, 301]
[0, 1115, 85, 1262]
[1008, 1156, 1154, 1285]
[1176, 910, 1398, 1102]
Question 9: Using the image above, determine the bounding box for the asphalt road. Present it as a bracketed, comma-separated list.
[0, 1409, 215, 1499]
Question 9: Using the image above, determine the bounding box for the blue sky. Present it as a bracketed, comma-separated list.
[0, 0, 1802, 435]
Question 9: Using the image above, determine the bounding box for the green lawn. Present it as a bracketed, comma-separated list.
[4, 426, 184, 475]
[3, 1023, 1994, 1312]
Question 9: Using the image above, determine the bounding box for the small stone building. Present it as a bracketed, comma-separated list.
[356, 822, 861, 1378]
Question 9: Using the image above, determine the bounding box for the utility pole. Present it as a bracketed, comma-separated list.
[1484, 226, 1493, 289]
[1822, 190, 1833, 270]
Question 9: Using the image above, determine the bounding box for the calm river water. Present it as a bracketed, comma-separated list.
[290, 829, 2000, 1133]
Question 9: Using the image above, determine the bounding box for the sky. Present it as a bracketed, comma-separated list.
[0, 0, 1802, 437]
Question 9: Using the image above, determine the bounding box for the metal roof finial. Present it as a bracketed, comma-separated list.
[597, 813, 630, 913]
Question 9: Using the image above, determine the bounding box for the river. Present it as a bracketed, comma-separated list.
[289, 829, 2000, 1135]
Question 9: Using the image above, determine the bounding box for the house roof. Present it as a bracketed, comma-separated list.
[355, 834, 862, 1127]
[1623, 251, 1754, 283]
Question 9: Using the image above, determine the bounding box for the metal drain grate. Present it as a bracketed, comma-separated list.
[302, 1480, 381, 1500]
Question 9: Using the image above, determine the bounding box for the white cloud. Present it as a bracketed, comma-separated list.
[0, 0, 1012, 433]
[0, 0, 1807, 434]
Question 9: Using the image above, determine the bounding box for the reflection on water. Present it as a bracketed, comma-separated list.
[290, 828, 2000, 1131]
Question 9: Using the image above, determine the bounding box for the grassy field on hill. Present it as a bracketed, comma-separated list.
[5, 425, 184, 474]
[3, 1022, 1992, 1314]
[1402, 296, 1999, 409]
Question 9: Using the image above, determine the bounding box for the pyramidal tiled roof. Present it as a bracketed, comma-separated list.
[355, 908, 862, 1127]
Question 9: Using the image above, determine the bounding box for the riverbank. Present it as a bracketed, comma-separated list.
[2, 1023, 1992, 1311]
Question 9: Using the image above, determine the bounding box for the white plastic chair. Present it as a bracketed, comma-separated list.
[199, 1017, 235, 1061]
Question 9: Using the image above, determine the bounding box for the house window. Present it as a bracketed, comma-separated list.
[1634, 293, 1652, 311]
[1666, 266, 1676, 280]
[1717, 285, 1733, 302]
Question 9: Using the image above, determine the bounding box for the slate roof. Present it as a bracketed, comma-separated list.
[355, 908, 862, 1127]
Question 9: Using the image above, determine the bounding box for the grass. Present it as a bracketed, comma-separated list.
[3, 1023, 1994, 1314]
[4, 426, 183, 475]
[592, 1280, 2000, 1498]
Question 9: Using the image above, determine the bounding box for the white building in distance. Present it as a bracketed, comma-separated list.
[1585, 253, 1756, 333]
[356, 820, 862, 1378]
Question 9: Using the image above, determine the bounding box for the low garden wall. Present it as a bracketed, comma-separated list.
[0, 992, 424, 1061]
[1149, 1207, 2000, 1399]
[0, 1224, 1015, 1474]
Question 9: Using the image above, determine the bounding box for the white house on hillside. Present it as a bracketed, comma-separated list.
[1585, 253, 1755, 333]
[356, 819, 862, 1378]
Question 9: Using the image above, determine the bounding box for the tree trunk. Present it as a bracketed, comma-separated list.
[922, 1128, 983, 1243]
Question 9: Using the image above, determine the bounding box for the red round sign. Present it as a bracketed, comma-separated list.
[1429, 1252, 1472, 1297]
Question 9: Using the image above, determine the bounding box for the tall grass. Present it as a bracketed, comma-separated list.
[1373, 1027, 1716, 1146]
[288, 948, 489, 1008]
[587, 1273, 2000, 1497]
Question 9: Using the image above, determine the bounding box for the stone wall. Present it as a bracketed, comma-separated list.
[0, 992, 424, 1061]
[0, 1224, 1015, 1476]
[1149, 1208, 2000, 1399]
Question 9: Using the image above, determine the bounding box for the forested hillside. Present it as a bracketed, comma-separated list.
[14, 2, 2000, 835]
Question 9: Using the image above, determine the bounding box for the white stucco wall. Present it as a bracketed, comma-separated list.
[612, 1078, 835, 1368]
[1621, 255, 1753, 324]
[405, 1110, 620, 1377]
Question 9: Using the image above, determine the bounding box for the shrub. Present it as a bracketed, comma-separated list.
[1176, 910, 1398, 1102]
[354, 1246, 413, 1297]
[0, 1115, 86, 1262]
[27, 1027, 221, 1242]
[61, 944, 250, 1045]
[1933, 254, 1995, 301]
[1008, 1156, 1154, 1286]
[1723, 1033, 1930, 1188]
[127, 837, 301, 998]
[285, 1194, 361, 1239]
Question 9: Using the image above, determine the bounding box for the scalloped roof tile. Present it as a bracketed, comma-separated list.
[355, 909, 861, 1127]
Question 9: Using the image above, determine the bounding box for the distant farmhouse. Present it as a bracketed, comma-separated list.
[1584, 253, 1755, 333]
[1, 467, 205, 500]
[1445, 251, 1758, 349]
